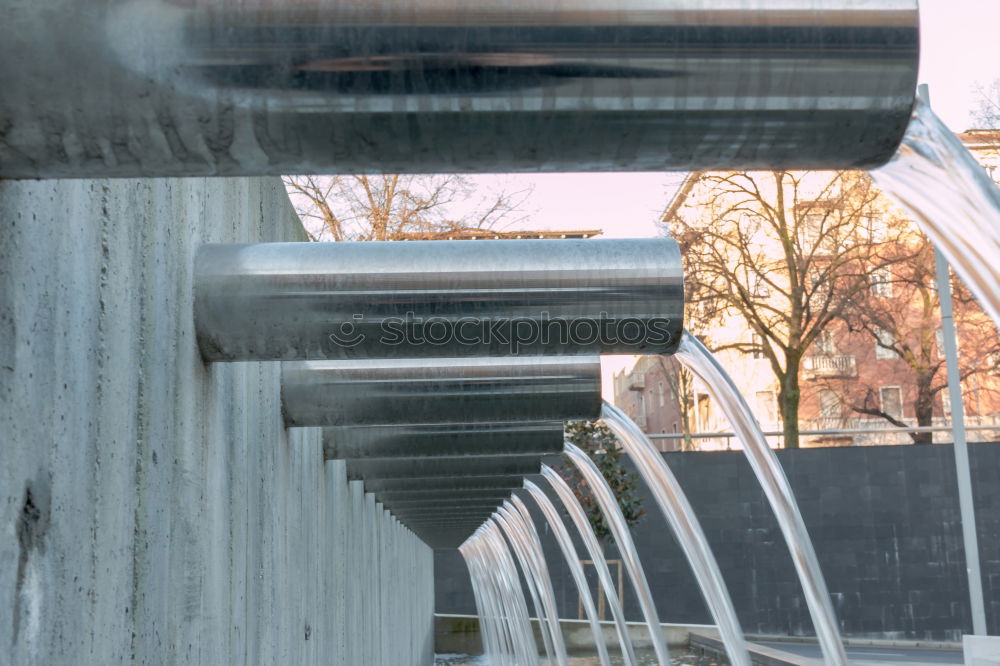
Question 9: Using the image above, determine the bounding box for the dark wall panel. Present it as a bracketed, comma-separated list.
[435, 443, 1000, 641]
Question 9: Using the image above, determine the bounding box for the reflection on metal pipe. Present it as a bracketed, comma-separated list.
[1, 0, 917, 177]
[195, 238, 682, 361]
[374, 489, 516, 504]
[362, 475, 526, 493]
[391, 505, 503, 519]
[282, 357, 601, 426]
[385, 497, 511, 509]
[323, 421, 565, 459]
[345, 454, 543, 480]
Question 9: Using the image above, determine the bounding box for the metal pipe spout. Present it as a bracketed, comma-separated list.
[362, 475, 528, 493]
[1, 0, 917, 177]
[195, 238, 683, 361]
[344, 455, 545, 480]
[323, 421, 565, 459]
[282, 356, 601, 426]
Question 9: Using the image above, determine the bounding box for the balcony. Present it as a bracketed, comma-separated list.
[628, 375, 645, 390]
[804, 354, 857, 379]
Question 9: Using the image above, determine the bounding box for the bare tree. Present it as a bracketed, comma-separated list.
[655, 356, 698, 450]
[831, 233, 1000, 443]
[972, 78, 1000, 129]
[283, 174, 531, 241]
[666, 170, 909, 448]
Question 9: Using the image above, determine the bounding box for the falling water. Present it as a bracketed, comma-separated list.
[461, 537, 509, 664]
[541, 465, 639, 666]
[495, 505, 570, 666]
[460, 543, 499, 663]
[675, 332, 848, 665]
[467, 523, 540, 666]
[489, 521, 542, 665]
[871, 98, 1000, 328]
[563, 442, 672, 666]
[523, 479, 613, 666]
[489, 522, 543, 665]
[490, 513, 557, 664]
[600, 401, 752, 666]
[504, 498, 573, 665]
[465, 532, 517, 665]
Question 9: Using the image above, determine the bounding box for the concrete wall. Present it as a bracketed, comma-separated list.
[436, 444, 1000, 642]
[1, 177, 434, 665]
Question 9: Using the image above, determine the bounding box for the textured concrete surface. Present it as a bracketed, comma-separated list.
[1, 177, 434, 665]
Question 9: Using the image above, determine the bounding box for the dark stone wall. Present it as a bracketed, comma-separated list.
[434, 443, 1000, 641]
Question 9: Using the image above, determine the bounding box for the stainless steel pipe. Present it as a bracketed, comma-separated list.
[397, 510, 499, 521]
[196, 238, 682, 361]
[324, 422, 564, 459]
[345, 455, 544, 481]
[282, 357, 600, 426]
[405, 511, 493, 531]
[362, 475, 529, 493]
[0, 0, 918, 178]
[391, 504, 505, 516]
[383, 497, 512, 510]
[376, 489, 518, 504]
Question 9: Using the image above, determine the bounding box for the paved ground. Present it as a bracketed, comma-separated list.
[760, 641, 964, 665]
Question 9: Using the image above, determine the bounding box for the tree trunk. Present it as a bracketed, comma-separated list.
[912, 374, 935, 444]
[779, 357, 802, 449]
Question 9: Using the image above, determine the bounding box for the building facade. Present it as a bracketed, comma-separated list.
[614, 131, 1000, 449]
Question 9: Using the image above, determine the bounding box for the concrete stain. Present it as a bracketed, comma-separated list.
[13, 476, 50, 646]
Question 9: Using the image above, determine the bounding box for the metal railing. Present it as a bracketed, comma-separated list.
[802, 354, 857, 378]
[647, 423, 1000, 447]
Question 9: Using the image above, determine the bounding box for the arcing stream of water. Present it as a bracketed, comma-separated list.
[497, 501, 570, 666]
[461, 527, 536, 665]
[523, 479, 613, 665]
[600, 402, 751, 666]
[563, 443, 672, 666]
[871, 98, 1000, 328]
[541, 465, 639, 666]
[491, 510, 560, 664]
[675, 332, 848, 665]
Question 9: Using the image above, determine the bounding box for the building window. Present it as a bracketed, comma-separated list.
[870, 268, 893, 297]
[873, 326, 900, 360]
[658, 382, 665, 407]
[808, 269, 830, 298]
[880, 386, 903, 419]
[867, 213, 888, 243]
[697, 394, 711, 431]
[755, 390, 778, 424]
[819, 390, 840, 419]
[672, 422, 679, 433]
[751, 333, 764, 359]
[750, 273, 770, 298]
[800, 210, 826, 248]
[814, 329, 836, 356]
